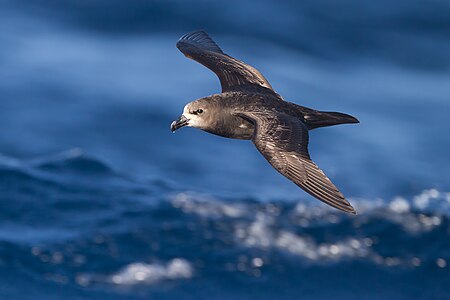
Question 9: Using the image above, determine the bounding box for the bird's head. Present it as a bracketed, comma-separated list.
[171, 99, 212, 132]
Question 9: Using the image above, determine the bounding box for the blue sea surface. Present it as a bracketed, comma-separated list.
[1, 0, 450, 299]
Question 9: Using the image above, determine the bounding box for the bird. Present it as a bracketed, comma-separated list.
[171, 30, 359, 214]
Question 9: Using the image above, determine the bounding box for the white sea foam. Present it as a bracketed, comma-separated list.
[389, 197, 410, 213]
[235, 215, 371, 262]
[75, 258, 193, 287]
[413, 188, 440, 209]
[109, 258, 193, 285]
[172, 189, 449, 267]
[171, 192, 246, 218]
[351, 189, 447, 234]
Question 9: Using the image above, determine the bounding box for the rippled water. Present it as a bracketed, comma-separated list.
[1, 0, 449, 299]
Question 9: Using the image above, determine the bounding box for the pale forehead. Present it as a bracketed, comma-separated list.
[183, 103, 194, 113]
[184, 101, 203, 112]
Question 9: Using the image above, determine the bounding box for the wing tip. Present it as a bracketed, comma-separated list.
[301, 176, 357, 214]
[177, 30, 223, 54]
[178, 29, 207, 42]
[332, 196, 357, 215]
[329, 200, 357, 215]
[345, 204, 357, 215]
[339, 196, 357, 214]
[324, 200, 356, 215]
[300, 158, 357, 215]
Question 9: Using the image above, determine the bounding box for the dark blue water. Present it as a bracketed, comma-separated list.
[1, 0, 450, 299]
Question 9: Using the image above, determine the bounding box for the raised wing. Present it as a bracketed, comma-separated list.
[177, 30, 275, 94]
[236, 111, 356, 214]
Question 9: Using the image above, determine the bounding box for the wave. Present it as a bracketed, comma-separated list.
[10, 187, 445, 295]
[0, 149, 127, 189]
[34, 148, 114, 175]
[0, 150, 449, 299]
[169, 190, 450, 266]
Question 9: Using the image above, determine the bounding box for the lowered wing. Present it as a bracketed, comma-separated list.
[236, 111, 356, 214]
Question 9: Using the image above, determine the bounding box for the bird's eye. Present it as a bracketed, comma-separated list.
[196, 109, 203, 114]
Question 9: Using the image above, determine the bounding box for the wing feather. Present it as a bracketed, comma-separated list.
[177, 30, 275, 94]
[236, 111, 356, 214]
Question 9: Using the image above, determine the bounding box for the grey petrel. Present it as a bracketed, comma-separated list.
[171, 30, 359, 214]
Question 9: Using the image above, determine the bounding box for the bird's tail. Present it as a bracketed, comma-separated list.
[303, 110, 359, 130]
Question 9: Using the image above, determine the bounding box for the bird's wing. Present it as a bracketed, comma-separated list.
[235, 111, 356, 214]
[177, 30, 275, 94]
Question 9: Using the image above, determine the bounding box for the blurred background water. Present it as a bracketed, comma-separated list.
[0, 0, 450, 299]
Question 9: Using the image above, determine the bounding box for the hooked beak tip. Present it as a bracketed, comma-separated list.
[170, 121, 177, 133]
[170, 115, 189, 133]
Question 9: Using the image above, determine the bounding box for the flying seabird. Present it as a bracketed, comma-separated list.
[171, 30, 359, 214]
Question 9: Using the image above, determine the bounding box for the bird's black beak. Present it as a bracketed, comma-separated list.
[170, 115, 189, 133]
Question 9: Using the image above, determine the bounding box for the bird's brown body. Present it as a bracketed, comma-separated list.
[192, 91, 358, 140]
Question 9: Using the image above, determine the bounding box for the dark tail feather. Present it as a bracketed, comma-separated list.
[304, 111, 359, 130]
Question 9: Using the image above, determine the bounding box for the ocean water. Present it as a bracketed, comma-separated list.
[1, 0, 450, 299]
